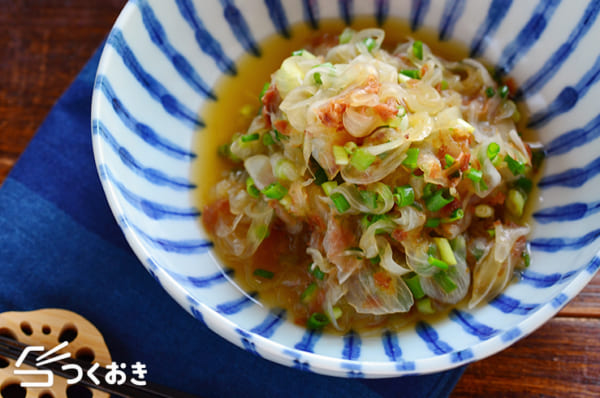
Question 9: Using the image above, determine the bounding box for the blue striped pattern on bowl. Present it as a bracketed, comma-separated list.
[91, 0, 600, 377]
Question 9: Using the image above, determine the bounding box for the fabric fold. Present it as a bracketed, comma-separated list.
[0, 44, 465, 397]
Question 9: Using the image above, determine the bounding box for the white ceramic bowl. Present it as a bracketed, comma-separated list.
[91, 0, 600, 377]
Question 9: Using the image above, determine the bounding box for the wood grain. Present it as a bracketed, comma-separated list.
[0, 2, 598, 396]
[452, 318, 600, 398]
[0, 0, 127, 185]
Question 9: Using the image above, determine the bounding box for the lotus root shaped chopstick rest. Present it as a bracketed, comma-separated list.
[0, 308, 112, 398]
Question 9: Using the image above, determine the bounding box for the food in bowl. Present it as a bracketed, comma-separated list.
[202, 28, 542, 334]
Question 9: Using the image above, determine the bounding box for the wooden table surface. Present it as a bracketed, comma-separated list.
[1, 2, 598, 396]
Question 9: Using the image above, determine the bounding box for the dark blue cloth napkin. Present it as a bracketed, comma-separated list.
[0, 44, 465, 397]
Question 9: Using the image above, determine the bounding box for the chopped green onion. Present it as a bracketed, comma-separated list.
[333, 145, 349, 165]
[485, 87, 496, 98]
[344, 141, 358, 154]
[360, 190, 378, 209]
[531, 148, 546, 171]
[474, 204, 494, 218]
[218, 143, 240, 162]
[253, 224, 269, 240]
[246, 177, 260, 198]
[404, 274, 425, 299]
[444, 208, 464, 223]
[274, 159, 297, 181]
[307, 313, 329, 330]
[389, 110, 408, 129]
[512, 109, 521, 123]
[428, 256, 449, 270]
[433, 237, 457, 266]
[499, 85, 509, 98]
[301, 282, 318, 303]
[309, 156, 329, 185]
[363, 37, 377, 52]
[433, 271, 457, 293]
[350, 148, 377, 171]
[456, 119, 475, 134]
[262, 132, 275, 146]
[425, 189, 454, 212]
[423, 183, 436, 199]
[444, 154, 455, 169]
[292, 49, 305, 56]
[314, 169, 328, 185]
[451, 208, 464, 220]
[316, 62, 333, 70]
[369, 255, 381, 264]
[456, 119, 475, 133]
[416, 298, 435, 314]
[360, 215, 371, 229]
[522, 251, 531, 268]
[465, 168, 483, 183]
[412, 40, 423, 60]
[504, 155, 525, 176]
[425, 218, 440, 228]
[515, 177, 533, 194]
[440, 80, 449, 90]
[280, 196, 292, 212]
[487, 228, 496, 238]
[321, 181, 338, 196]
[310, 265, 326, 280]
[331, 307, 343, 320]
[451, 235, 466, 252]
[339, 28, 353, 44]
[397, 105, 407, 118]
[402, 148, 420, 169]
[259, 82, 270, 101]
[330, 192, 351, 213]
[273, 128, 289, 141]
[241, 132, 259, 142]
[313, 72, 323, 85]
[361, 214, 389, 229]
[400, 69, 421, 80]
[393, 185, 415, 208]
[218, 143, 230, 158]
[253, 268, 274, 279]
[471, 247, 485, 260]
[427, 243, 437, 256]
[506, 188, 526, 217]
[487, 142, 500, 161]
[261, 182, 288, 200]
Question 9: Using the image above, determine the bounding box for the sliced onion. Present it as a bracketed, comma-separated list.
[402, 232, 438, 277]
[341, 146, 408, 184]
[469, 224, 529, 308]
[343, 106, 379, 137]
[363, 136, 409, 156]
[359, 219, 397, 259]
[323, 276, 348, 330]
[509, 128, 531, 165]
[421, 236, 470, 304]
[244, 155, 275, 190]
[390, 206, 426, 231]
[345, 267, 414, 315]
[377, 237, 412, 276]
[494, 224, 530, 263]
[307, 247, 333, 273]
[330, 182, 395, 215]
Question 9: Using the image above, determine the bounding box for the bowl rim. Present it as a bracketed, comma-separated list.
[90, 0, 600, 378]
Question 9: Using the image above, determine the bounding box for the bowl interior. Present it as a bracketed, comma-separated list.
[91, 0, 600, 377]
